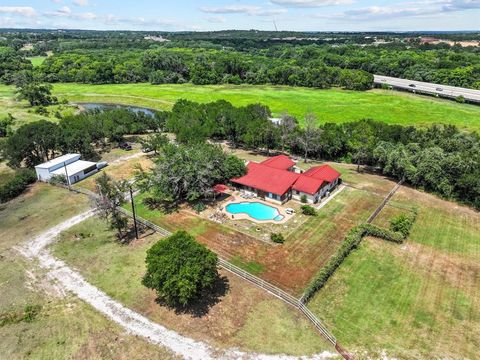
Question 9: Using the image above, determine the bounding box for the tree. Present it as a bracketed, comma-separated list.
[0, 113, 14, 137]
[2, 120, 58, 167]
[139, 133, 169, 154]
[278, 113, 298, 152]
[142, 230, 218, 307]
[94, 173, 129, 241]
[137, 143, 246, 204]
[16, 82, 57, 107]
[298, 113, 322, 163]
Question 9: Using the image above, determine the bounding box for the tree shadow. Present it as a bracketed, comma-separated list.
[155, 274, 230, 318]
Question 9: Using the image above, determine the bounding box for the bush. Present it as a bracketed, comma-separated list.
[193, 202, 206, 213]
[301, 205, 316, 216]
[49, 174, 67, 185]
[389, 211, 417, 238]
[142, 230, 218, 306]
[0, 169, 36, 203]
[302, 218, 418, 302]
[270, 233, 285, 244]
[455, 95, 465, 103]
[300, 194, 308, 203]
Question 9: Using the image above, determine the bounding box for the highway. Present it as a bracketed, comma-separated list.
[373, 75, 480, 103]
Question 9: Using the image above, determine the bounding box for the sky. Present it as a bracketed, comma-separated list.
[0, 0, 479, 32]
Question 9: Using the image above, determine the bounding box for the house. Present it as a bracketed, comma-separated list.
[35, 153, 100, 185]
[231, 155, 341, 204]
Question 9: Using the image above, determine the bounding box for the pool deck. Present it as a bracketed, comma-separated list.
[221, 192, 294, 224]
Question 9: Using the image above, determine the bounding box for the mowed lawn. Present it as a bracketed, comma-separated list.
[52, 217, 333, 356]
[307, 185, 480, 359]
[49, 82, 480, 132]
[0, 184, 177, 359]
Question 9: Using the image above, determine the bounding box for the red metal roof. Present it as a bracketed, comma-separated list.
[213, 184, 229, 193]
[232, 162, 299, 196]
[260, 155, 295, 170]
[292, 175, 325, 195]
[303, 165, 341, 183]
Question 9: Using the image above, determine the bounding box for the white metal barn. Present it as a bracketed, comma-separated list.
[35, 154, 99, 185]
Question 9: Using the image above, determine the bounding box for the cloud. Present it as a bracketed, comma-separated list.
[0, 6, 36, 17]
[200, 5, 287, 16]
[441, 0, 480, 11]
[271, 0, 353, 7]
[204, 16, 227, 23]
[341, 5, 431, 19]
[43, 6, 98, 21]
[72, 0, 89, 6]
[320, 0, 480, 21]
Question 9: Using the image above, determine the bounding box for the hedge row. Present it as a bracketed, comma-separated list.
[302, 220, 415, 302]
[0, 169, 36, 203]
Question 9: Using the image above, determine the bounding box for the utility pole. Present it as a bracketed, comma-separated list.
[63, 162, 71, 190]
[129, 187, 139, 240]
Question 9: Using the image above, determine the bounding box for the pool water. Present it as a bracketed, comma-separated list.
[226, 202, 284, 221]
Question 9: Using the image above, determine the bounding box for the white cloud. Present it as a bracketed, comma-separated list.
[200, 5, 287, 16]
[0, 6, 36, 17]
[204, 16, 227, 23]
[72, 0, 89, 6]
[270, 0, 353, 7]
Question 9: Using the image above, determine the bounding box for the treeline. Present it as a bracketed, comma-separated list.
[164, 100, 480, 209]
[1, 109, 164, 167]
[28, 48, 373, 90]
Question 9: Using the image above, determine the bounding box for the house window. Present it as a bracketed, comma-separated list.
[295, 190, 300, 195]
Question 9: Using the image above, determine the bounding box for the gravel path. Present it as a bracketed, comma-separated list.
[15, 211, 336, 360]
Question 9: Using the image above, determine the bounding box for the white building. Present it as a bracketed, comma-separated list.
[35, 154, 100, 185]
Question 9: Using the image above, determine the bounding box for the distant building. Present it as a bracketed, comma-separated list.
[231, 155, 341, 204]
[34, 154, 100, 185]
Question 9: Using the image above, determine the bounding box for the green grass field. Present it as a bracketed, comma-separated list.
[27, 56, 47, 67]
[49, 82, 480, 132]
[0, 184, 177, 359]
[307, 185, 480, 359]
[52, 217, 333, 356]
[0, 85, 77, 129]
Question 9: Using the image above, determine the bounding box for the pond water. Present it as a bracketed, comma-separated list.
[79, 103, 156, 117]
[226, 202, 284, 222]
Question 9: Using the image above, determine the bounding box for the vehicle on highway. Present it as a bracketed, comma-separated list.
[436, 87, 443, 91]
[409, 84, 416, 88]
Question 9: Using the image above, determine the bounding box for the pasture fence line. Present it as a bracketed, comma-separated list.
[58, 183, 354, 359]
[119, 206, 354, 359]
[366, 178, 404, 224]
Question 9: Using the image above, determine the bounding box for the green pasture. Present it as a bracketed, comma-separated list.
[49, 82, 480, 132]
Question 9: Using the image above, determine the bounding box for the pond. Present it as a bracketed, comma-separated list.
[226, 202, 284, 222]
[78, 103, 156, 117]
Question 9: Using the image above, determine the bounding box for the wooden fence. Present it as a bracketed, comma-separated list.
[63, 184, 354, 359]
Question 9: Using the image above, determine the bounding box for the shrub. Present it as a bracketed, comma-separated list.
[300, 194, 308, 203]
[49, 174, 67, 185]
[0, 169, 36, 203]
[193, 202, 206, 213]
[389, 211, 417, 238]
[142, 230, 218, 306]
[270, 233, 285, 244]
[455, 95, 465, 103]
[302, 217, 418, 303]
[301, 205, 317, 216]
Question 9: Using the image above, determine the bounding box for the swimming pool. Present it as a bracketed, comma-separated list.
[226, 202, 284, 222]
